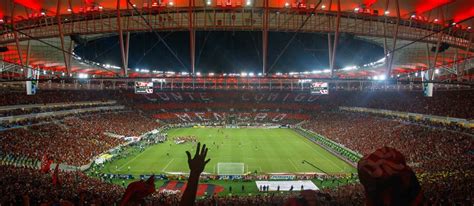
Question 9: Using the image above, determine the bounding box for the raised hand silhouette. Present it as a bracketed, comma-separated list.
[186, 142, 210, 175]
[180, 142, 211, 206]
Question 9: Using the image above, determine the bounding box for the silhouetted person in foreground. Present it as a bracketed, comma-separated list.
[179, 142, 210, 206]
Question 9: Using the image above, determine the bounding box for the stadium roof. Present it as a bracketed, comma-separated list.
[0, 0, 473, 80]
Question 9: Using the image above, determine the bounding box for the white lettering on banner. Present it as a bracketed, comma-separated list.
[241, 94, 250, 101]
[282, 93, 290, 102]
[175, 113, 192, 122]
[272, 113, 287, 122]
[269, 175, 296, 180]
[170, 92, 183, 101]
[267, 93, 279, 101]
[254, 94, 265, 102]
[213, 112, 225, 121]
[307, 95, 320, 102]
[195, 112, 210, 121]
[200, 93, 211, 101]
[184, 92, 195, 101]
[254, 113, 268, 121]
[294, 94, 306, 102]
[238, 113, 251, 121]
[157, 93, 170, 101]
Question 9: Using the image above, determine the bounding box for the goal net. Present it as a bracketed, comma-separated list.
[217, 162, 245, 175]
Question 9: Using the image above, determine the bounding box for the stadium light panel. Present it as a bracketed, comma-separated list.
[40, 11, 46, 16]
[384, 11, 390, 15]
[0, 19, 4, 24]
[196, 72, 201, 76]
[354, 7, 360, 12]
[468, 26, 472, 30]
[98, 6, 103, 10]
[246, 0, 251, 6]
[435, 69, 439, 74]
[411, 14, 416, 18]
[62, 72, 65, 76]
[67, 8, 72, 12]
[78, 73, 89, 79]
[207, 1, 211, 5]
[258, 73, 263, 76]
[323, 69, 330, 73]
[434, 18, 439, 22]
[321, 4, 326, 9]
[249, 72, 255, 77]
[285, 2, 290, 7]
[208, 72, 215, 76]
[168, 1, 174, 6]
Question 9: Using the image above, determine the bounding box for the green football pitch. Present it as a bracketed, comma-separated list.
[102, 128, 356, 175]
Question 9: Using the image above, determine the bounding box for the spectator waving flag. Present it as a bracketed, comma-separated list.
[40, 154, 52, 173]
[120, 175, 155, 206]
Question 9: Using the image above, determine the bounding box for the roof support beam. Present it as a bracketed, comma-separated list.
[330, 0, 340, 78]
[117, 0, 128, 77]
[56, 0, 71, 75]
[262, 0, 269, 75]
[189, 0, 195, 75]
[429, 9, 445, 80]
[11, 2, 26, 77]
[386, 0, 400, 78]
[327, 0, 333, 71]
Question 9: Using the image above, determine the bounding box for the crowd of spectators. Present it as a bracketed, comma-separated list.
[0, 165, 366, 206]
[302, 111, 474, 205]
[0, 111, 159, 166]
[333, 90, 474, 119]
[0, 89, 472, 205]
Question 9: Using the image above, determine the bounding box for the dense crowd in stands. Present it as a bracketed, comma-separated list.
[0, 112, 159, 166]
[302, 112, 474, 205]
[0, 164, 367, 206]
[335, 90, 474, 119]
[0, 89, 472, 205]
[1, 89, 472, 119]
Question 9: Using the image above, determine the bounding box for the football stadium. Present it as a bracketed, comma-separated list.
[0, 0, 473, 205]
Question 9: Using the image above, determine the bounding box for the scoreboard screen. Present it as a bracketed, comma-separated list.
[134, 81, 153, 94]
[310, 82, 329, 95]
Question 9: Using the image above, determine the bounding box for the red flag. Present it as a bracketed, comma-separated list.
[357, 147, 424, 206]
[120, 175, 155, 206]
[52, 164, 60, 186]
[40, 155, 52, 173]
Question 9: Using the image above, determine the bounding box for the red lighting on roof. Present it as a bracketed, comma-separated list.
[362, 0, 377, 7]
[415, 0, 453, 15]
[14, 0, 42, 11]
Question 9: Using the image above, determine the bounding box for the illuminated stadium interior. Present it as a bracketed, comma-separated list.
[0, 0, 473, 205]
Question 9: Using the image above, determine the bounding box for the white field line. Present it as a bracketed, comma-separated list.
[288, 158, 299, 171]
[117, 150, 149, 171]
[162, 158, 175, 172]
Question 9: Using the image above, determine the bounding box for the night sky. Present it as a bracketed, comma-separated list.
[74, 31, 384, 73]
